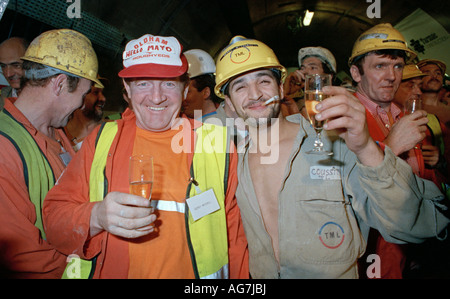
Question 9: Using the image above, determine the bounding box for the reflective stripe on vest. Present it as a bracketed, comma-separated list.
[64, 121, 230, 279]
[0, 110, 55, 240]
[152, 200, 185, 214]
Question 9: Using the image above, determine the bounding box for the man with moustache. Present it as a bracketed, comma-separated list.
[418, 59, 450, 127]
[419, 59, 446, 106]
[213, 34, 448, 278]
[0, 37, 28, 110]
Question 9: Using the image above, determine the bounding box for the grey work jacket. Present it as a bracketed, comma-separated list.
[236, 114, 449, 279]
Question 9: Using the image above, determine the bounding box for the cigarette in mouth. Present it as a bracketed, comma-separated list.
[264, 95, 280, 106]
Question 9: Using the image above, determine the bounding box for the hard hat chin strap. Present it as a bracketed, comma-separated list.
[25, 65, 80, 80]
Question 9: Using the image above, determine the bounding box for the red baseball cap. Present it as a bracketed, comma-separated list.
[119, 34, 188, 78]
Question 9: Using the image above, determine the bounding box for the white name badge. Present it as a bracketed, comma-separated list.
[186, 189, 220, 221]
[310, 166, 341, 180]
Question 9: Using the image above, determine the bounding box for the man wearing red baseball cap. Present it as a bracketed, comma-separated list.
[43, 34, 248, 279]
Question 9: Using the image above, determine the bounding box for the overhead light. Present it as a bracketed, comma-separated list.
[0, 0, 9, 21]
[303, 10, 314, 26]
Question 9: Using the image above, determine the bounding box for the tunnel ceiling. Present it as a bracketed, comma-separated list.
[1, 0, 449, 110]
[80, 0, 450, 71]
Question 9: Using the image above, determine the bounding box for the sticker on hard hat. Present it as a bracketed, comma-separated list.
[219, 43, 259, 64]
[359, 33, 388, 41]
[123, 35, 182, 67]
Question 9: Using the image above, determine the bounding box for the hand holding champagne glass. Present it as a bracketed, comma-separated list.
[404, 98, 423, 150]
[304, 74, 333, 155]
[129, 155, 154, 200]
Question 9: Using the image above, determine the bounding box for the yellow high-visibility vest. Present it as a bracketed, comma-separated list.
[63, 121, 230, 279]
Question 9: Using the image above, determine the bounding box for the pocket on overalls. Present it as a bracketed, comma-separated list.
[291, 188, 363, 265]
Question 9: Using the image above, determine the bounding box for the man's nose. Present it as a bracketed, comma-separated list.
[151, 86, 166, 104]
[248, 82, 263, 101]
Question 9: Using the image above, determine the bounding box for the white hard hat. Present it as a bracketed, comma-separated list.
[184, 49, 216, 78]
[298, 46, 337, 74]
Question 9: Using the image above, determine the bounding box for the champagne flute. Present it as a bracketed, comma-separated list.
[304, 74, 333, 155]
[129, 155, 154, 201]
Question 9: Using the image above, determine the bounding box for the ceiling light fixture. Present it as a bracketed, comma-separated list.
[303, 10, 314, 26]
[0, 0, 9, 21]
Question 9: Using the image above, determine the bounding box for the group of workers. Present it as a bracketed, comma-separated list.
[0, 21, 449, 279]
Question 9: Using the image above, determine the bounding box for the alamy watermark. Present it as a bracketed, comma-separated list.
[366, 0, 381, 19]
[170, 111, 280, 165]
[66, 0, 81, 19]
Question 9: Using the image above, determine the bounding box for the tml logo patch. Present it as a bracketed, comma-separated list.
[319, 222, 345, 249]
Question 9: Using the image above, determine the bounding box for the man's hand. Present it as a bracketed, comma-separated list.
[384, 111, 428, 156]
[90, 192, 156, 239]
[283, 70, 306, 95]
[316, 86, 384, 167]
[422, 144, 440, 168]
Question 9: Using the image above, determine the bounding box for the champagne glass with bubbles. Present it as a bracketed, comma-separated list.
[129, 155, 154, 201]
[304, 74, 333, 155]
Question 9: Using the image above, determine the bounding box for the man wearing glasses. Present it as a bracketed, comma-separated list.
[0, 37, 28, 110]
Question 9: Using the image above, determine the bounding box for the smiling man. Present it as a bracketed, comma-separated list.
[64, 79, 107, 151]
[43, 34, 248, 279]
[0, 29, 102, 278]
[214, 34, 448, 279]
[0, 37, 28, 110]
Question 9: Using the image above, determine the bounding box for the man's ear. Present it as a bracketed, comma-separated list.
[122, 79, 132, 99]
[224, 95, 236, 112]
[202, 86, 211, 100]
[350, 65, 362, 84]
[52, 74, 68, 96]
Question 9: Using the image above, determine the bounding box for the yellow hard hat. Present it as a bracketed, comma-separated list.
[215, 36, 287, 98]
[402, 64, 426, 81]
[348, 23, 417, 66]
[417, 59, 447, 75]
[22, 29, 103, 88]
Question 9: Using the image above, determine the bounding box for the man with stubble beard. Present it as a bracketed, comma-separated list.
[418, 59, 450, 128]
[64, 80, 107, 151]
[0, 37, 28, 110]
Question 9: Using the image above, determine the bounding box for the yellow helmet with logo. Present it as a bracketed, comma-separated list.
[22, 29, 103, 88]
[348, 23, 417, 66]
[215, 36, 287, 98]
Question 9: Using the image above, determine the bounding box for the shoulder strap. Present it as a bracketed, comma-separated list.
[0, 110, 54, 239]
[427, 114, 445, 155]
[89, 121, 118, 202]
[62, 121, 119, 279]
